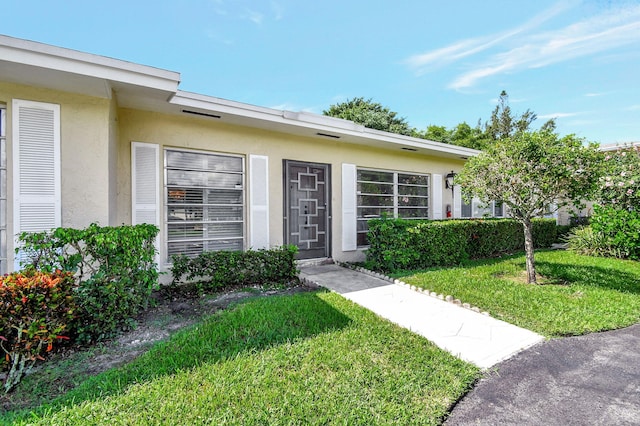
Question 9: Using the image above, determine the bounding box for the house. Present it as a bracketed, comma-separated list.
[0, 34, 480, 274]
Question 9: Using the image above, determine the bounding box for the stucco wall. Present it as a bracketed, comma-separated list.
[0, 82, 113, 266]
[117, 108, 466, 264]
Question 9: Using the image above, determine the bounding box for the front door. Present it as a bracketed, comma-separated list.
[284, 161, 331, 259]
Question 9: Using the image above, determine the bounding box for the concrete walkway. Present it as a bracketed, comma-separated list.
[300, 263, 544, 369]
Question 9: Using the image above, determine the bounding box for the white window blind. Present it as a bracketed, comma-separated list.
[165, 149, 244, 260]
[12, 99, 61, 271]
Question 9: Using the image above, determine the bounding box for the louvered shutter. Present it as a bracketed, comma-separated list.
[131, 142, 160, 263]
[12, 100, 61, 271]
[131, 142, 160, 226]
[342, 163, 357, 251]
[453, 185, 462, 218]
[249, 155, 269, 249]
[431, 173, 443, 219]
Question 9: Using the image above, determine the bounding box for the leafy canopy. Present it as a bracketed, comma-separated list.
[457, 131, 600, 219]
[456, 130, 601, 283]
[323, 97, 414, 136]
[420, 91, 557, 150]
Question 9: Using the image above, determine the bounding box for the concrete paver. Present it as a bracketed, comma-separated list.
[300, 263, 544, 369]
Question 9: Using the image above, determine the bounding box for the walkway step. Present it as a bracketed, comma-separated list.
[300, 264, 544, 369]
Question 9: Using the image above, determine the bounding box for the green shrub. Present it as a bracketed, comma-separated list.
[566, 226, 610, 257]
[366, 218, 556, 273]
[0, 270, 76, 392]
[170, 245, 299, 291]
[18, 223, 159, 343]
[589, 205, 640, 260]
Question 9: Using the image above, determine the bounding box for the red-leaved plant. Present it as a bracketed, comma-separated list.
[0, 270, 76, 393]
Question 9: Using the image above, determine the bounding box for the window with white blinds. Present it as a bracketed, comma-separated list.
[0, 106, 6, 274]
[356, 168, 430, 246]
[165, 149, 245, 259]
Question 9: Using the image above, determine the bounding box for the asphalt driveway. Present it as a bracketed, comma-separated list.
[446, 323, 640, 425]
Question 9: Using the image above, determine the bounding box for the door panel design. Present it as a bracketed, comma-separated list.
[284, 161, 330, 259]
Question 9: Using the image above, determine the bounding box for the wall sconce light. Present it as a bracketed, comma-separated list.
[445, 170, 456, 194]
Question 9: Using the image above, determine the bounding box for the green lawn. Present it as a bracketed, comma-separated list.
[396, 250, 640, 337]
[3, 291, 478, 425]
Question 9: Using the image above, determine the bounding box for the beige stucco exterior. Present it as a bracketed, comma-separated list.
[0, 81, 116, 264]
[117, 108, 465, 265]
[0, 34, 479, 272]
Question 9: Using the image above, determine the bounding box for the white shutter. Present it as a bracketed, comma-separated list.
[431, 173, 443, 219]
[249, 154, 269, 249]
[131, 142, 160, 226]
[453, 185, 462, 218]
[342, 163, 357, 251]
[13, 99, 61, 271]
[131, 142, 160, 264]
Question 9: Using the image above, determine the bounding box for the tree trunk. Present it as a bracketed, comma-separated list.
[523, 218, 537, 284]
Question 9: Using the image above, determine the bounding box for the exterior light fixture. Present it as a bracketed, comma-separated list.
[445, 170, 456, 194]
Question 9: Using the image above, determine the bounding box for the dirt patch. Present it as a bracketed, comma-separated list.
[1, 282, 317, 412]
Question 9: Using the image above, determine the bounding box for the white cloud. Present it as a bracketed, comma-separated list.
[452, 5, 640, 89]
[407, 2, 640, 91]
[405, 1, 573, 75]
[538, 112, 582, 119]
[625, 104, 640, 111]
[271, 1, 284, 20]
[244, 9, 264, 25]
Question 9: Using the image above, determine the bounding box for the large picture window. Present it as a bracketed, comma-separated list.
[356, 169, 429, 246]
[165, 149, 244, 259]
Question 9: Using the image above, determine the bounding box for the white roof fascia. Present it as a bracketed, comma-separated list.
[362, 127, 481, 158]
[172, 90, 481, 158]
[0, 35, 180, 92]
[599, 141, 640, 152]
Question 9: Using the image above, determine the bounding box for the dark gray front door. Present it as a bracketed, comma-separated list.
[284, 161, 330, 259]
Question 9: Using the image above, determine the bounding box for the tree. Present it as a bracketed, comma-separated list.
[456, 130, 601, 283]
[483, 90, 554, 141]
[323, 97, 414, 136]
[422, 125, 451, 143]
[450, 122, 491, 150]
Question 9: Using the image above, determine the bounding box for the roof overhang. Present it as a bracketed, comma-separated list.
[0, 34, 180, 102]
[0, 34, 480, 161]
[164, 91, 480, 160]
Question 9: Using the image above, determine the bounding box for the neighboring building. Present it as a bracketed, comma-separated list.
[0, 35, 480, 273]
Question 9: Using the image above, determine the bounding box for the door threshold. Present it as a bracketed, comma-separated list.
[296, 257, 334, 268]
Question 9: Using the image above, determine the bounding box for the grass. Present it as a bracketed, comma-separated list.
[395, 250, 640, 337]
[2, 291, 479, 425]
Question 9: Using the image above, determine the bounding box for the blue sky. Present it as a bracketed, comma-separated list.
[4, 0, 640, 144]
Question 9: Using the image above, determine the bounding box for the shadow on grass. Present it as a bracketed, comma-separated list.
[392, 251, 640, 294]
[535, 261, 640, 294]
[7, 290, 352, 421]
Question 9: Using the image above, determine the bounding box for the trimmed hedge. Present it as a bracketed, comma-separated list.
[170, 245, 299, 291]
[366, 218, 557, 272]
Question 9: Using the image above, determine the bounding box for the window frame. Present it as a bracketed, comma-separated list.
[356, 168, 430, 247]
[164, 147, 246, 261]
